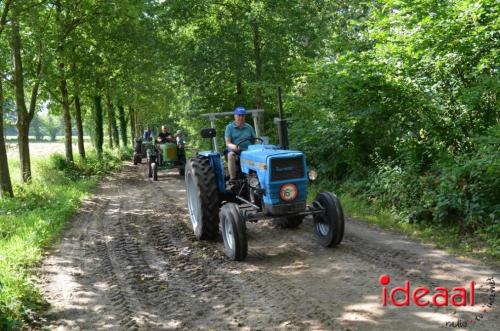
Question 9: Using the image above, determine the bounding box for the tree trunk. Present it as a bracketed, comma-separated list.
[59, 73, 73, 162]
[236, 79, 243, 105]
[252, 20, 264, 109]
[94, 95, 103, 158]
[74, 94, 85, 159]
[112, 108, 119, 148]
[129, 106, 135, 145]
[11, 12, 31, 182]
[107, 110, 113, 149]
[118, 105, 127, 147]
[106, 93, 117, 149]
[0, 77, 13, 197]
[17, 115, 31, 182]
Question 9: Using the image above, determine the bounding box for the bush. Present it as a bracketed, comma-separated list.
[341, 125, 500, 237]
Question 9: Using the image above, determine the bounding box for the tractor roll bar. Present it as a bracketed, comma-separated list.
[201, 109, 264, 152]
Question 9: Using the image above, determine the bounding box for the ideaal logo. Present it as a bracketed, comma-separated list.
[379, 274, 475, 307]
[379, 274, 496, 328]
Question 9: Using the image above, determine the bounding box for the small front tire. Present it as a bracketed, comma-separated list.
[220, 203, 247, 261]
[313, 192, 345, 247]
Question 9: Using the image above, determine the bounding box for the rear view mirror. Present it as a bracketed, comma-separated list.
[200, 128, 216, 139]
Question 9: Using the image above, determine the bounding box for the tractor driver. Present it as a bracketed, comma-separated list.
[225, 106, 256, 182]
[156, 125, 174, 144]
[143, 126, 153, 141]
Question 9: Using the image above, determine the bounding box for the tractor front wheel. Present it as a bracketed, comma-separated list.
[185, 157, 219, 240]
[220, 203, 247, 261]
[313, 192, 345, 247]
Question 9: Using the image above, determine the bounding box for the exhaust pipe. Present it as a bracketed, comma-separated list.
[274, 86, 289, 150]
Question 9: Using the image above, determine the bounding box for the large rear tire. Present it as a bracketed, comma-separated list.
[313, 192, 345, 247]
[185, 157, 219, 240]
[152, 163, 158, 181]
[178, 153, 186, 176]
[220, 203, 247, 261]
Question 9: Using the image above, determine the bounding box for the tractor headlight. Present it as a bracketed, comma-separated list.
[308, 169, 318, 181]
[249, 176, 260, 188]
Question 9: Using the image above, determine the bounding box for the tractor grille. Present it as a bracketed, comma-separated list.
[270, 156, 304, 181]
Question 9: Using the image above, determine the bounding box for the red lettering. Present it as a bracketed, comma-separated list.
[412, 287, 430, 306]
[390, 280, 410, 306]
[470, 281, 475, 306]
[382, 287, 387, 306]
[451, 288, 467, 306]
[432, 287, 449, 306]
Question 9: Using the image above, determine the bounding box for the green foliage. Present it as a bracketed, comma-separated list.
[331, 125, 499, 260]
[0, 151, 123, 327]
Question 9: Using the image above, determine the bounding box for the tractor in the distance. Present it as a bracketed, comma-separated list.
[146, 140, 186, 180]
[133, 125, 154, 165]
[132, 125, 186, 179]
[185, 88, 345, 261]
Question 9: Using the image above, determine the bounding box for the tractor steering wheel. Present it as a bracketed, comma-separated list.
[236, 137, 264, 149]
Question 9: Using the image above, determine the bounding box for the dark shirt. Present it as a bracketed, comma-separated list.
[157, 132, 172, 144]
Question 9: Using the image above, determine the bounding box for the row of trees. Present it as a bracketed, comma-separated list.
[1, 0, 331, 197]
[1, 1, 498, 230]
[0, 0, 168, 197]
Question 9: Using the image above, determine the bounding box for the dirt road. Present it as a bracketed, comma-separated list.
[40, 164, 499, 330]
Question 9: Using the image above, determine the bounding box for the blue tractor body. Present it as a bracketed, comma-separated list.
[240, 145, 308, 213]
[185, 93, 344, 261]
[198, 145, 308, 214]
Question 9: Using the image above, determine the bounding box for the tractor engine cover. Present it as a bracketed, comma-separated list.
[240, 144, 308, 215]
[160, 143, 178, 162]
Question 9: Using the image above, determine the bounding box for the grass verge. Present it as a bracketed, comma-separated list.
[0, 147, 131, 329]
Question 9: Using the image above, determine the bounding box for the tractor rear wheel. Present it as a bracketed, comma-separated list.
[185, 157, 219, 240]
[273, 215, 304, 229]
[178, 153, 186, 176]
[147, 159, 153, 178]
[152, 163, 158, 181]
[313, 192, 345, 247]
[220, 203, 247, 261]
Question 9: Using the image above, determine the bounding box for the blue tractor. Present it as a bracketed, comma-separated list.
[185, 90, 344, 261]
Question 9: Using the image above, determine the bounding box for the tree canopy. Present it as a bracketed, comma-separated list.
[0, 0, 498, 229]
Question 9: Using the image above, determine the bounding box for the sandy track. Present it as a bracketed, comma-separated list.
[39, 163, 499, 330]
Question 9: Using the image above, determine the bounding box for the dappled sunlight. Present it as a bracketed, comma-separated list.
[34, 156, 499, 330]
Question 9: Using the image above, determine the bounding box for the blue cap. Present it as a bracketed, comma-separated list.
[234, 106, 246, 115]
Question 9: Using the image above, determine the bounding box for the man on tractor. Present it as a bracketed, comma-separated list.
[155, 125, 174, 165]
[143, 126, 154, 141]
[224, 106, 256, 185]
[157, 125, 174, 144]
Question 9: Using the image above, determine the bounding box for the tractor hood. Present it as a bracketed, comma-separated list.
[240, 144, 308, 207]
[240, 144, 304, 167]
